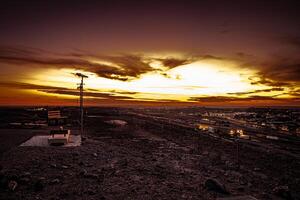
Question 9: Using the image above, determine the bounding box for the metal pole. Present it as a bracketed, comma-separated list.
[80, 76, 84, 136]
[75, 72, 88, 136]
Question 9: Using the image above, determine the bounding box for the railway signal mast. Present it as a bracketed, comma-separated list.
[75, 73, 88, 136]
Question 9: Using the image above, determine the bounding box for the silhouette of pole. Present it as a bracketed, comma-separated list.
[79, 76, 84, 135]
[75, 73, 88, 136]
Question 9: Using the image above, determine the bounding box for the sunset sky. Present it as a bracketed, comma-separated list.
[0, 0, 299, 106]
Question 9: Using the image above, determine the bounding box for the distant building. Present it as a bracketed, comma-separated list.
[229, 129, 245, 137]
[198, 124, 216, 133]
[198, 124, 209, 131]
[280, 125, 289, 132]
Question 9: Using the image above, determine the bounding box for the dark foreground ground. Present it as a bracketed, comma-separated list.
[0, 107, 299, 200]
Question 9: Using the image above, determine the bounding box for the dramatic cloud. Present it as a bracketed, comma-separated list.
[38, 89, 135, 101]
[1, 45, 300, 106]
[90, 54, 154, 81]
[227, 88, 284, 96]
[158, 57, 194, 68]
[237, 55, 300, 88]
[0, 81, 69, 90]
[189, 96, 300, 103]
[249, 78, 292, 87]
[0, 46, 196, 81]
[257, 61, 300, 84]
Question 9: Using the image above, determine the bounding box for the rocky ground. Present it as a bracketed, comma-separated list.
[0, 112, 299, 200]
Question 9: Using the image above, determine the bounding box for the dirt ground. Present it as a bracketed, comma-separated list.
[0, 110, 299, 200]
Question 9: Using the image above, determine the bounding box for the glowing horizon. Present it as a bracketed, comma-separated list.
[0, 1, 299, 106]
[9, 55, 294, 106]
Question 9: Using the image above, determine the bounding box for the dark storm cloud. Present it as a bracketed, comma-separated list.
[68, 52, 156, 80]
[1, 45, 299, 94]
[0, 80, 138, 100]
[189, 95, 299, 103]
[0, 45, 116, 69]
[288, 89, 300, 97]
[38, 89, 135, 100]
[158, 57, 194, 68]
[237, 53, 300, 87]
[257, 61, 300, 84]
[91, 54, 154, 80]
[249, 77, 291, 87]
[108, 90, 137, 95]
[0, 46, 142, 81]
[0, 81, 69, 90]
[227, 88, 284, 96]
[156, 54, 223, 69]
[0, 46, 196, 81]
[196, 55, 225, 61]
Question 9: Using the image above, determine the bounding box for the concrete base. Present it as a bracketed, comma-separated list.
[20, 135, 81, 147]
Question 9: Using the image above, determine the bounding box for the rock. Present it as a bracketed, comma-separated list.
[0, 170, 4, 178]
[253, 167, 261, 172]
[8, 180, 18, 191]
[0, 170, 4, 180]
[73, 152, 80, 157]
[23, 172, 31, 177]
[239, 177, 248, 185]
[78, 161, 84, 166]
[19, 177, 30, 184]
[85, 163, 93, 167]
[118, 159, 128, 167]
[80, 169, 88, 176]
[209, 152, 221, 161]
[7, 172, 19, 181]
[93, 153, 98, 157]
[204, 178, 229, 194]
[87, 188, 96, 195]
[273, 185, 293, 200]
[84, 173, 98, 179]
[225, 161, 238, 170]
[50, 178, 60, 185]
[34, 178, 45, 192]
[0, 174, 8, 189]
[253, 172, 267, 180]
[59, 191, 69, 198]
[61, 165, 69, 169]
[237, 186, 245, 192]
[50, 163, 57, 168]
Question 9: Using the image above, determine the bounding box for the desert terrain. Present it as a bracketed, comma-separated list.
[0, 107, 299, 200]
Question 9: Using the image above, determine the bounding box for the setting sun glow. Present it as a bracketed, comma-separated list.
[22, 58, 281, 103]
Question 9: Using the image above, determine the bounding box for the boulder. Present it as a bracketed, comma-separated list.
[8, 180, 18, 191]
[61, 165, 69, 169]
[19, 177, 30, 185]
[50, 178, 60, 185]
[204, 178, 229, 194]
[34, 177, 45, 192]
[273, 185, 293, 200]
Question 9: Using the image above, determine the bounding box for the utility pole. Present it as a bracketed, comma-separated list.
[75, 73, 88, 136]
